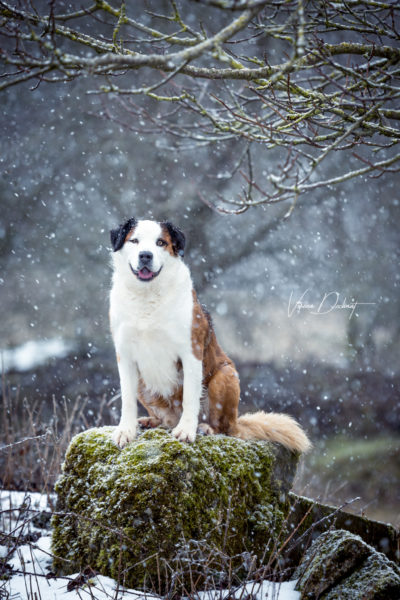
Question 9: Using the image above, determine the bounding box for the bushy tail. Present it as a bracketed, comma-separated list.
[233, 411, 311, 453]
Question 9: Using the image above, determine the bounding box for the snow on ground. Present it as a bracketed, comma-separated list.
[0, 337, 74, 372]
[1, 491, 300, 600]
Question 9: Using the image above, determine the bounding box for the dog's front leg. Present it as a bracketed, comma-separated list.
[172, 354, 202, 443]
[112, 356, 138, 448]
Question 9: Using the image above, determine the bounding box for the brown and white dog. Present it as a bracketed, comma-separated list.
[109, 218, 311, 453]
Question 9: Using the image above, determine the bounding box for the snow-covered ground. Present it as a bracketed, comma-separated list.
[0, 338, 74, 372]
[0, 491, 300, 600]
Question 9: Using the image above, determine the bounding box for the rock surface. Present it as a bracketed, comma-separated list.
[295, 529, 400, 599]
[287, 493, 399, 564]
[52, 427, 299, 591]
[323, 553, 400, 600]
[295, 530, 370, 597]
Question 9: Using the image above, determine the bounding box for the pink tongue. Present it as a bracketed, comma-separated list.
[139, 268, 153, 279]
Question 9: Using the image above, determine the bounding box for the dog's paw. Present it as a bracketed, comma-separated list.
[138, 416, 162, 429]
[112, 426, 136, 448]
[172, 422, 197, 443]
[197, 423, 215, 436]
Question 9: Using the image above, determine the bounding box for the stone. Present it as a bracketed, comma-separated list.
[295, 530, 371, 597]
[294, 529, 400, 600]
[287, 493, 399, 563]
[323, 553, 400, 600]
[51, 427, 299, 592]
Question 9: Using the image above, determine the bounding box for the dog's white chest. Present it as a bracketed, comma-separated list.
[134, 328, 181, 396]
[111, 285, 193, 397]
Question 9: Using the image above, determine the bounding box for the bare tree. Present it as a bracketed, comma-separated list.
[1, 0, 399, 212]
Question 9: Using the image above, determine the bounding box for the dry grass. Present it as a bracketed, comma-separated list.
[0, 371, 117, 494]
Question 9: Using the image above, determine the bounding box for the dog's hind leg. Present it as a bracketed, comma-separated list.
[207, 364, 240, 435]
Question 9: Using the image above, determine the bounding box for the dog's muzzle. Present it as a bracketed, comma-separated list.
[130, 262, 163, 282]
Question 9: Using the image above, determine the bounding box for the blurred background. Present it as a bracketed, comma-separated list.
[0, 2, 399, 529]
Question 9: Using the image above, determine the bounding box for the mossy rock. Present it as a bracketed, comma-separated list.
[295, 530, 371, 597]
[287, 493, 399, 564]
[51, 427, 299, 592]
[323, 553, 400, 600]
[295, 529, 400, 599]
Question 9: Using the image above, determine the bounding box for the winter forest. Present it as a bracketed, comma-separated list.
[0, 1, 399, 598]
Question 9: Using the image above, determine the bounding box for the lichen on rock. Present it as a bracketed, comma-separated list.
[295, 529, 400, 599]
[51, 427, 299, 591]
[323, 553, 400, 600]
[295, 530, 371, 597]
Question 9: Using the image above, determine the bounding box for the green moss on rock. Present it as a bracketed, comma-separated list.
[52, 427, 299, 591]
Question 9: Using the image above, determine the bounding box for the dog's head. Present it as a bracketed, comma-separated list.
[110, 218, 185, 283]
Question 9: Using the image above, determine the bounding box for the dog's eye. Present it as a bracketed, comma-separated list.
[156, 239, 167, 247]
[130, 238, 139, 244]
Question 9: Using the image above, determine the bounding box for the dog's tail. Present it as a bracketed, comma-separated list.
[233, 411, 311, 453]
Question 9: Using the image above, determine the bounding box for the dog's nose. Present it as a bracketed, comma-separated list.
[139, 251, 153, 265]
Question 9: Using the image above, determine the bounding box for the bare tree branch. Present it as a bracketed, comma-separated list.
[0, 0, 398, 212]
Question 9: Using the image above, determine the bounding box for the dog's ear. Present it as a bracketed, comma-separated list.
[162, 221, 186, 257]
[110, 218, 137, 252]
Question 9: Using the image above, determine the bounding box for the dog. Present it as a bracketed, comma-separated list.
[109, 218, 311, 453]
